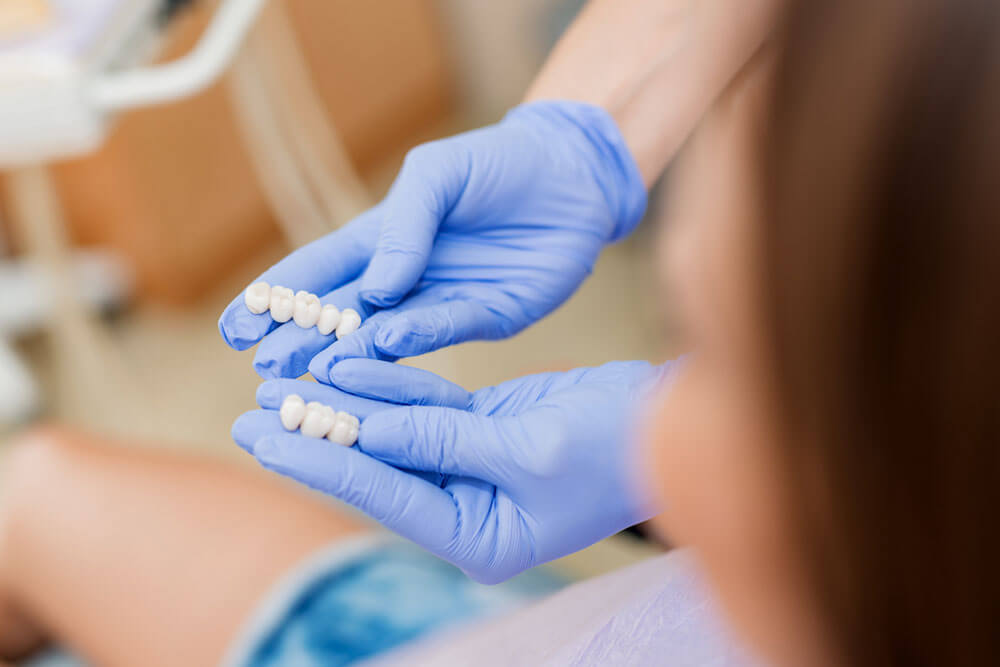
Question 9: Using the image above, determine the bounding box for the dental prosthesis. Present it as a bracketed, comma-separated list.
[244, 282, 362, 338]
[279, 394, 360, 446]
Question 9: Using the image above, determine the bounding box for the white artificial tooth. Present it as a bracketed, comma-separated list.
[244, 281, 271, 314]
[279, 394, 306, 431]
[269, 286, 295, 323]
[328, 411, 359, 446]
[341, 412, 360, 430]
[326, 413, 351, 447]
[329, 422, 351, 446]
[320, 405, 338, 436]
[293, 291, 322, 329]
[300, 401, 336, 438]
[316, 304, 341, 336]
[336, 308, 362, 339]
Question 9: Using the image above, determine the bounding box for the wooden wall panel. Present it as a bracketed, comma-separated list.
[9, 1, 453, 305]
[283, 0, 453, 172]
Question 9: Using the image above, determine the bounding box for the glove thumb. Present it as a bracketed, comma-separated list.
[359, 142, 470, 307]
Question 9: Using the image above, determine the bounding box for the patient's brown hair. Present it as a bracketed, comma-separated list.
[759, 0, 1000, 664]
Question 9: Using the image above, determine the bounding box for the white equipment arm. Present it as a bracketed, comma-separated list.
[90, 0, 268, 112]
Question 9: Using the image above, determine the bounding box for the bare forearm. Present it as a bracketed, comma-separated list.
[526, 0, 781, 185]
[0, 429, 366, 666]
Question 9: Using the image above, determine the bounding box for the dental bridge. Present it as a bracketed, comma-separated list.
[279, 394, 360, 447]
[245, 282, 362, 338]
[0, 0, 269, 425]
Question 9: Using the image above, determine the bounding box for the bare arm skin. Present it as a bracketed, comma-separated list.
[526, 0, 781, 185]
[0, 428, 366, 667]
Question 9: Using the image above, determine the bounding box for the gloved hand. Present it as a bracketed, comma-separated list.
[232, 359, 677, 583]
[218, 101, 647, 382]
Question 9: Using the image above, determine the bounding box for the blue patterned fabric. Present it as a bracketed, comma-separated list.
[240, 540, 564, 667]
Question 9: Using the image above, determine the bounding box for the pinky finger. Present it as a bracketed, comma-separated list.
[253, 433, 459, 553]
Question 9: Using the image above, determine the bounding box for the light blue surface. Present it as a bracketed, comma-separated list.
[234, 359, 677, 584]
[366, 550, 758, 666]
[22, 651, 84, 667]
[226, 536, 564, 667]
[218, 100, 647, 380]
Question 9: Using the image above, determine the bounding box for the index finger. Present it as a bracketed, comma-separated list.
[219, 210, 379, 351]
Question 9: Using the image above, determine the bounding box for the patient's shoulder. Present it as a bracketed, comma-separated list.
[373, 549, 757, 666]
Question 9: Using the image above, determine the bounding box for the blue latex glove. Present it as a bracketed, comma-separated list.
[218, 101, 647, 381]
[232, 359, 676, 583]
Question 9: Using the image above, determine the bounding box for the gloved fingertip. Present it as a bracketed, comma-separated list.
[374, 319, 438, 357]
[307, 355, 335, 386]
[231, 413, 258, 454]
[360, 256, 424, 308]
[218, 316, 236, 347]
[311, 334, 386, 383]
[253, 356, 284, 380]
[373, 321, 407, 353]
[255, 381, 281, 408]
[358, 261, 402, 307]
[253, 437, 280, 463]
[219, 313, 263, 351]
[357, 411, 396, 448]
[325, 361, 356, 388]
[359, 286, 404, 309]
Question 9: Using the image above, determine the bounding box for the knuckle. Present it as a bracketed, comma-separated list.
[401, 143, 438, 172]
[512, 417, 571, 479]
[410, 409, 454, 472]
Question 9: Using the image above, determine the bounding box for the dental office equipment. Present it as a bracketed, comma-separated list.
[0, 0, 268, 426]
[0, 0, 268, 166]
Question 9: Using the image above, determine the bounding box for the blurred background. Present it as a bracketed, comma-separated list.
[0, 0, 676, 576]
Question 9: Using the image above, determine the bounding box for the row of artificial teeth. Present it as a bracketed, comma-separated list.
[279, 394, 360, 446]
[244, 282, 362, 338]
